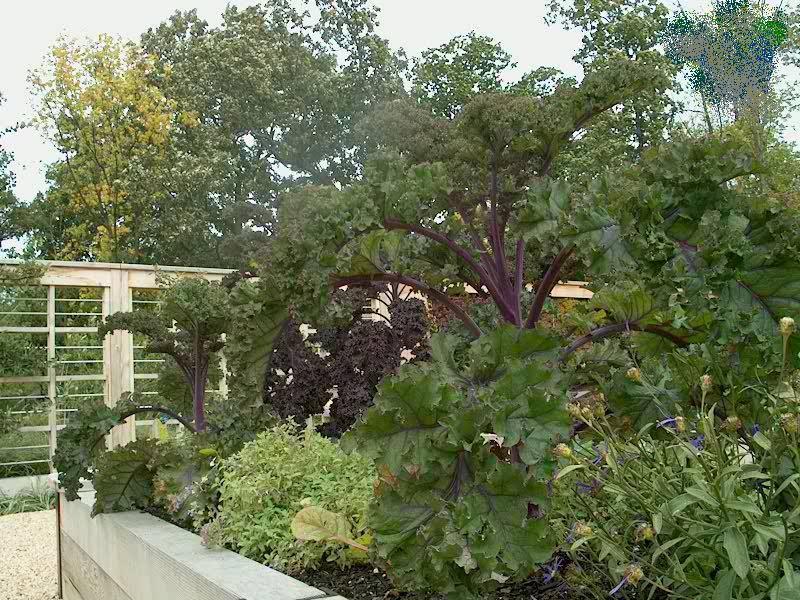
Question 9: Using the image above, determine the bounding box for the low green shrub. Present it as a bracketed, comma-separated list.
[0, 486, 55, 515]
[550, 375, 800, 599]
[216, 421, 374, 573]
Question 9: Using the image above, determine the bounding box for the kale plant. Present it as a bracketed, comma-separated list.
[263, 48, 800, 597]
[99, 277, 229, 432]
[54, 276, 287, 512]
[266, 287, 430, 437]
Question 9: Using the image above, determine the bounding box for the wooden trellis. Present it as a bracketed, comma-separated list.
[0, 260, 232, 476]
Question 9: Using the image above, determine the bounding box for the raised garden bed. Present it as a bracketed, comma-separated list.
[58, 492, 346, 600]
[59, 491, 576, 600]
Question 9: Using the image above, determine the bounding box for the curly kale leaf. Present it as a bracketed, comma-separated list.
[92, 439, 163, 516]
[52, 403, 124, 501]
[347, 326, 568, 598]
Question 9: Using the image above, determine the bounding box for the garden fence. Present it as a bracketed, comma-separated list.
[0, 260, 232, 482]
[0, 258, 592, 486]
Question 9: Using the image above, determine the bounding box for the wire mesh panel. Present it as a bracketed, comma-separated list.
[131, 288, 169, 439]
[0, 284, 106, 477]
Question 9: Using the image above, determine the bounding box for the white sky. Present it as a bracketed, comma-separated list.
[2, 0, 792, 204]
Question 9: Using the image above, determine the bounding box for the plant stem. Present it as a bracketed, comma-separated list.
[525, 245, 575, 328]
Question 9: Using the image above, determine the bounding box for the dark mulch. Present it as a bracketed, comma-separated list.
[295, 564, 580, 600]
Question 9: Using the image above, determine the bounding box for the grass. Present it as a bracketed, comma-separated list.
[0, 486, 55, 515]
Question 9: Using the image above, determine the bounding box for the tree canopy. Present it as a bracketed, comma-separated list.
[21, 0, 406, 267]
[0, 93, 20, 250]
[28, 36, 177, 262]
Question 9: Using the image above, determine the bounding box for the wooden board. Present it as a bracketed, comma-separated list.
[61, 533, 133, 600]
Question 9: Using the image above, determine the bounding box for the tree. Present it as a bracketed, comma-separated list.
[411, 32, 515, 119]
[28, 35, 177, 263]
[664, 0, 792, 156]
[137, 1, 407, 264]
[665, 0, 788, 110]
[545, 0, 679, 176]
[0, 93, 19, 250]
[0, 94, 43, 285]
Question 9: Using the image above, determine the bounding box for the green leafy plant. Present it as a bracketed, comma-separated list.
[99, 277, 230, 432]
[343, 326, 568, 597]
[216, 421, 374, 574]
[54, 276, 288, 513]
[52, 396, 195, 503]
[263, 41, 800, 595]
[0, 486, 55, 516]
[551, 326, 800, 599]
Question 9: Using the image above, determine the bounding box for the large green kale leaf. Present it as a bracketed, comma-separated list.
[92, 439, 164, 516]
[348, 327, 569, 598]
[52, 403, 123, 501]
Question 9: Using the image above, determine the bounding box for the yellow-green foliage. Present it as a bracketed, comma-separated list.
[217, 422, 374, 573]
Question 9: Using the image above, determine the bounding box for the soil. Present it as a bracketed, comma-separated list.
[295, 563, 580, 600]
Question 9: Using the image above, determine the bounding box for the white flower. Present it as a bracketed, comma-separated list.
[400, 348, 416, 363]
[322, 399, 333, 418]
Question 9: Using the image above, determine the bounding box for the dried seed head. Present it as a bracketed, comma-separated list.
[780, 317, 795, 337]
[625, 565, 644, 585]
[675, 416, 687, 433]
[723, 416, 742, 432]
[626, 367, 642, 382]
[781, 413, 800, 434]
[554, 443, 573, 459]
[574, 522, 593, 537]
[635, 524, 656, 541]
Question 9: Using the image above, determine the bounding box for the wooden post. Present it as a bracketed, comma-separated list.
[47, 286, 57, 462]
[104, 269, 135, 448]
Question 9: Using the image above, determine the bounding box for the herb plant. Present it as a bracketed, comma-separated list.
[215, 421, 374, 573]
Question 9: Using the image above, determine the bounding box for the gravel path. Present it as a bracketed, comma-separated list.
[0, 510, 57, 600]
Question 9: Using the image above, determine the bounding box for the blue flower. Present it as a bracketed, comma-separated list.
[542, 557, 563, 584]
[690, 435, 705, 450]
[609, 575, 629, 596]
[577, 478, 603, 495]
